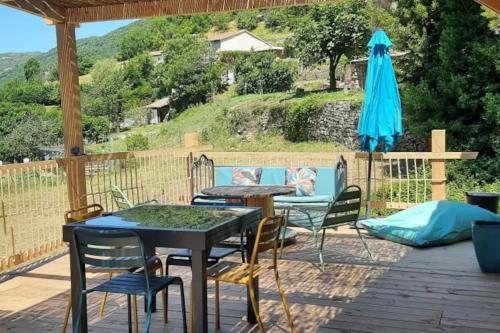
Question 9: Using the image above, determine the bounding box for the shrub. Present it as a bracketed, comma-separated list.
[263, 9, 286, 30]
[234, 52, 295, 95]
[236, 11, 260, 30]
[83, 115, 112, 143]
[126, 134, 149, 151]
[284, 96, 322, 142]
[211, 13, 233, 31]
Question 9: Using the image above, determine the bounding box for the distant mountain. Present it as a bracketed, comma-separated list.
[0, 20, 152, 86]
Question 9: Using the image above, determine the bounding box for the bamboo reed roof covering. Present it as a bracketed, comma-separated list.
[0, 0, 337, 24]
[1, 0, 498, 25]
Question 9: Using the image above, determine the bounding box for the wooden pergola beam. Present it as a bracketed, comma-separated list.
[56, 22, 87, 210]
[475, 0, 500, 14]
[0, 0, 65, 22]
[66, 0, 339, 23]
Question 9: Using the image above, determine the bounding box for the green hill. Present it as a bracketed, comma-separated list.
[88, 89, 362, 153]
[0, 20, 153, 85]
[0, 52, 42, 82]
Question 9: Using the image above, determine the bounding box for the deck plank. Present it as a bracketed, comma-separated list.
[1, 229, 500, 332]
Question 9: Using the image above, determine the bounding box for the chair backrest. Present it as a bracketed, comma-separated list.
[64, 204, 104, 224]
[190, 195, 244, 207]
[72, 228, 151, 290]
[322, 185, 362, 229]
[111, 185, 133, 210]
[335, 155, 348, 194]
[248, 215, 284, 272]
[191, 154, 215, 195]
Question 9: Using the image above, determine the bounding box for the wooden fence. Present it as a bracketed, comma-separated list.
[0, 131, 476, 272]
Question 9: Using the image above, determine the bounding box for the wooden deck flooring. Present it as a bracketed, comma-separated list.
[1, 228, 500, 333]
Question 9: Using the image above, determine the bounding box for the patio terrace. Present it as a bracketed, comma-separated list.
[2, 228, 500, 333]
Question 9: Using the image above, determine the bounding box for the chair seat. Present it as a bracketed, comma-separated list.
[274, 195, 332, 205]
[91, 273, 181, 295]
[287, 211, 326, 230]
[207, 261, 264, 284]
[169, 247, 238, 260]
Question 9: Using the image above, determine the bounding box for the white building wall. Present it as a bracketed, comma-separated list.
[217, 33, 271, 52]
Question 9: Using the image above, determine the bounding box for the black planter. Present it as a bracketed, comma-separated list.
[466, 192, 499, 214]
[472, 220, 500, 273]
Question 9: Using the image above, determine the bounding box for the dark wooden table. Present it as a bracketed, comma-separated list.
[202, 185, 295, 217]
[62, 204, 262, 333]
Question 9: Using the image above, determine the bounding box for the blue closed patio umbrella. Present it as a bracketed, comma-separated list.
[357, 29, 402, 218]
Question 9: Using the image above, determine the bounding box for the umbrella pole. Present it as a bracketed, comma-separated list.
[366, 152, 373, 218]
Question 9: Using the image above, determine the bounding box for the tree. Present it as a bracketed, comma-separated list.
[23, 57, 41, 81]
[394, 0, 499, 180]
[124, 54, 155, 88]
[0, 78, 60, 105]
[0, 103, 55, 162]
[289, 1, 370, 89]
[233, 52, 296, 95]
[156, 33, 226, 112]
[78, 57, 96, 75]
[119, 28, 154, 61]
[81, 59, 127, 129]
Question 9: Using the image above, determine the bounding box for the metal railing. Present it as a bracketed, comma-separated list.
[0, 136, 476, 272]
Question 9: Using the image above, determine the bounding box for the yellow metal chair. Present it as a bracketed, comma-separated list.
[207, 215, 296, 332]
[61, 203, 164, 333]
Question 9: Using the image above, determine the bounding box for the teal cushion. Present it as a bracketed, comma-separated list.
[315, 168, 335, 197]
[215, 167, 232, 186]
[259, 167, 286, 185]
[274, 195, 332, 203]
[361, 201, 500, 247]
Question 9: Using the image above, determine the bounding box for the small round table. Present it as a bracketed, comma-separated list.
[201, 185, 295, 217]
[201, 185, 298, 245]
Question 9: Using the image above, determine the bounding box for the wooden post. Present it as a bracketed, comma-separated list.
[431, 130, 446, 200]
[185, 133, 199, 148]
[56, 22, 87, 211]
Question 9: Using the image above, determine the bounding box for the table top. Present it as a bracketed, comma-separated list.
[202, 185, 295, 198]
[64, 205, 259, 232]
[63, 205, 262, 249]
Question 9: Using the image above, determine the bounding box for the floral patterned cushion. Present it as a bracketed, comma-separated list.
[286, 167, 317, 196]
[232, 167, 262, 185]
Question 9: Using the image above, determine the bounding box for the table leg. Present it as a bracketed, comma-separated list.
[246, 227, 259, 324]
[191, 249, 208, 333]
[144, 245, 156, 313]
[245, 196, 275, 218]
[70, 242, 87, 333]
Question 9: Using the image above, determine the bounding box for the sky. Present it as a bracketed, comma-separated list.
[0, 5, 134, 53]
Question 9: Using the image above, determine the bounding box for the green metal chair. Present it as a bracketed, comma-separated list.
[72, 228, 187, 333]
[61, 204, 164, 333]
[110, 185, 158, 210]
[280, 185, 372, 271]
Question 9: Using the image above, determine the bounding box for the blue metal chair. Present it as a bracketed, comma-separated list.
[72, 228, 187, 333]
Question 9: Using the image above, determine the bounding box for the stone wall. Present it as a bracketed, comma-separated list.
[309, 101, 427, 152]
[228, 99, 426, 152]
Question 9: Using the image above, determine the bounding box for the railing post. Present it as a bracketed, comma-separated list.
[431, 129, 446, 200]
[187, 152, 194, 201]
[56, 22, 87, 211]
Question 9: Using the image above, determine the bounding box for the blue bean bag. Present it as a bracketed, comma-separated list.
[360, 201, 500, 247]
